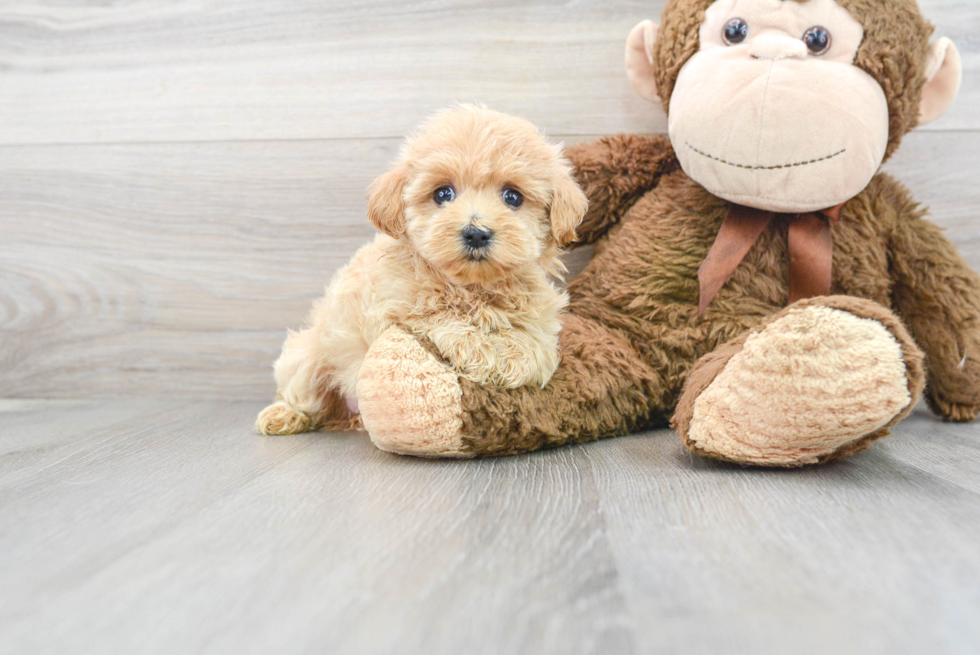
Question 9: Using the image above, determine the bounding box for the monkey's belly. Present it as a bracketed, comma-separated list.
[568, 170, 894, 393]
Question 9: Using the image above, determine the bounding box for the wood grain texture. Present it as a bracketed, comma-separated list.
[2, 131, 978, 399]
[0, 0, 975, 146]
[0, 400, 977, 654]
[585, 408, 980, 654]
[0, 139, 384, 399]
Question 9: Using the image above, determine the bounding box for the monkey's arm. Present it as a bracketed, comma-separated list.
[564, 134, 678, 245]
[886, 178, 980, 421]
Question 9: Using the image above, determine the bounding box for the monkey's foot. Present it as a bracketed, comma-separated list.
[357, 327, 473, 458]
[673, 296, 925, 467]
[256, 401, 312, 436]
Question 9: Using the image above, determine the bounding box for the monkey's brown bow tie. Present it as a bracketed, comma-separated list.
[697, 203, 845, 316]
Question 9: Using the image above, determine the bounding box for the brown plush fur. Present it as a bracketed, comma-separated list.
[455, 136, 980, 456]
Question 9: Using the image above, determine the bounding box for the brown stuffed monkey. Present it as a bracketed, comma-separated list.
[355, 0, 978, 466]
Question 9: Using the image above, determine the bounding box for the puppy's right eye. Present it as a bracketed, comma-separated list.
[434, 186, 456, 205]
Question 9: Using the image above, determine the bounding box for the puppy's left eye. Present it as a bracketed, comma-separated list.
[502, 188, 523, 209]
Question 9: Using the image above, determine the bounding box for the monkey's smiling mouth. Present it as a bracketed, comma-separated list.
[686, 142, 847, 171]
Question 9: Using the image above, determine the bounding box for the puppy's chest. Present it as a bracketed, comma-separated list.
[405, 282, 550, 333]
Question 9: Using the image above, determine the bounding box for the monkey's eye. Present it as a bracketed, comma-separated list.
[723, 18, 749, 45]
[803, 26, 832, 56]
[434, 186, 456, 205]
[502, 188, 524, 209]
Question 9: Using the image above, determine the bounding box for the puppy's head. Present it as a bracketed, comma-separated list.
[367, 105, 587, 284]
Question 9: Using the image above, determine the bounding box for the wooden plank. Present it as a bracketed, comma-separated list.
[0, 400, 977, 653]
[0, 399, 173, 481]
[0, 0, 975, 146]
[885, 406, 980, 496]
[0, 400, 631, 655]
[0, 139, 389, 400]
[0, 401, 321, 641]
[584, 408, 980, 655]
[2, 131, 978, 399]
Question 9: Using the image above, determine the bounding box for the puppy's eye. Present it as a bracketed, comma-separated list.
[434, 186, 456, 205]
[803, 26, 832, 56]
[723, 18, 749, 45]
[502, 188, 524, 209]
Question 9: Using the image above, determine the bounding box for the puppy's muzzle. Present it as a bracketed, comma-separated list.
[461, 225, 493, 256]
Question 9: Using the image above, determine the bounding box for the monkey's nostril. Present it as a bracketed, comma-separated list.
[461, 225, 493, 250]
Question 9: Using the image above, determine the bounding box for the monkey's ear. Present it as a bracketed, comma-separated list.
[367, 161, 410, 238]
[550, 167, 588, 247]
[626, 20, 661, 104]
[918, 37, 962, 126]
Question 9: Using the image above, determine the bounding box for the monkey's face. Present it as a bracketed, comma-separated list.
[668, 0, 888, 213]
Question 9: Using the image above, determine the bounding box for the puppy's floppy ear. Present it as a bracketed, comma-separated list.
[549, 165, 588, 247]
[367, 161, 410, 238]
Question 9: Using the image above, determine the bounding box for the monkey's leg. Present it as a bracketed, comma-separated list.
[356, 315, 665, 458]
[888, 198, 980, 422]
[672, 296, 925, 467]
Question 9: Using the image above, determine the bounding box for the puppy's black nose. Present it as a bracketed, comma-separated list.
[461, 225, 493, 250]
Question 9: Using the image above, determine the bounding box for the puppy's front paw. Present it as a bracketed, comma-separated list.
[489, 331, 560, 389]
[431, 326, 559, 389]
[256, 401, 312, 435]
[430, 329, 497, 385]
[485, 351, 538, 389]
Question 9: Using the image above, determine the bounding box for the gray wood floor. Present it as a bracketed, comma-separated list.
[1, 400, 978, 654]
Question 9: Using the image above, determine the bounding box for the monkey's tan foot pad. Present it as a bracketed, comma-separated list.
[256, 401, 313, 436]
[357, 327, 474, 458]
[673, 296, 925, 467]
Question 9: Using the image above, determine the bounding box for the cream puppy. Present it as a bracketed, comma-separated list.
[257, 105, 587, 435]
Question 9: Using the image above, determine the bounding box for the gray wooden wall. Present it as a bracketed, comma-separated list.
[1, 0, 977, 400]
